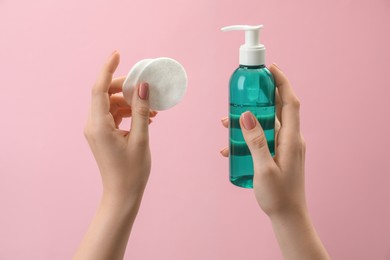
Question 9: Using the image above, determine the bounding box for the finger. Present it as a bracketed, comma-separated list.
[221, 117, 228, 128]
[240, 111, 274, 170]
[116, 129, 130, 137]
[109, 76, 126, 95]
[112, 108, 132, 129]
[220, 117, 229, 157]
[91, 51, 120, 118]
[110, 94, 131, 108]
[220, 147, 229, 157]
[129, 82, 150, 143]
[110, 96, 130, 117]
[110, 102, 120, 117]
[274, 117, 281, 152]
[110, 95, 157, 126]
[275, 88, 282, 124]
[114, 114, 123, 127]
[110, 95, 157, 118]
[150, 111, 158, 118]
[118, 107, 132, 117]
[269, 63, 300, 133]
[275, 117, 281, 136]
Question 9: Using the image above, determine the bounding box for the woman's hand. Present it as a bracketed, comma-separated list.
[220, 64, 306, 217]
[74, 51, 157, 260]
[84, 51, 156, 202]
[220, 64, 330, 260]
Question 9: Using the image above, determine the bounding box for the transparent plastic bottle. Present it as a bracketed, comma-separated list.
[229, 64, 275, 188]
[222, 25, 275, 188]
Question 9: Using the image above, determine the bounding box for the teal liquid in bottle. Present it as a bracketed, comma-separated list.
[222, 24, 276, 188]
[229, 65, 275, 188]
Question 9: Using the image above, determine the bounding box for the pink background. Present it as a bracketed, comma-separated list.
[1, 0, 390, 259]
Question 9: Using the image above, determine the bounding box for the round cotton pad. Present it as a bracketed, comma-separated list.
[122, 57, 188, 111]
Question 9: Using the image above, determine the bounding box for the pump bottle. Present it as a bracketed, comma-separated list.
[221, 25, 275, 188]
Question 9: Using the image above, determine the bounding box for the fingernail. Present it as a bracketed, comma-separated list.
[273, 62, 282, 71]
[242, 111, 256, 130]
[221, 117, 228, 123]
[139, 82, 149, 100]
[220, 147, 230, 157]
[111, 50, 118, 55]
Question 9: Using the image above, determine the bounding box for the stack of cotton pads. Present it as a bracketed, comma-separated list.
[122, 57, 188, 111]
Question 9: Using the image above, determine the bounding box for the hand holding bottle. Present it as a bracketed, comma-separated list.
[221, 64, 305, 215]
[220, 64, 330, 260]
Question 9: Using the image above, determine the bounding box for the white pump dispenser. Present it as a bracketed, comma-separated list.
[221, 25, 265, 66]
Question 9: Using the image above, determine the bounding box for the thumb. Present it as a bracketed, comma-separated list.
[130, 82, 150, 143]
[240, 111, 274, 169]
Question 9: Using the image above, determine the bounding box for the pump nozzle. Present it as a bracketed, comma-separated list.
[221, 24, 265, 66]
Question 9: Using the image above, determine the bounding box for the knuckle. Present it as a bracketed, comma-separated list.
[91, 85, 100, 96]
[83, 123, 104, 141]
[83, 127, 90, 139]
[301, 136, 306, 152]
[292, 98, 301, 110]
[259, 164, 276, 176]
[83, 126, 94, 141]
[249, 132, 267, 151]
[133, 135, 149, 146]
[135, 105, 150, 118]
[289, 135, 306, 154]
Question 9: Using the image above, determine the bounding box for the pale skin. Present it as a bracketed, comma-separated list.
[220, 64, 330, 260]
[74, 51, 331, 260]
[74, 51, 156, 260]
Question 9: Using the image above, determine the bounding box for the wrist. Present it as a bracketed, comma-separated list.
[101, 189, 144, 218]
[269, 205, 310, 226]
[101, 176, 147, 205]
[268, 206, 331, 260]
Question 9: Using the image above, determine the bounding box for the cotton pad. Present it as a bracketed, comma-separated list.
[122, 57, 188, 111]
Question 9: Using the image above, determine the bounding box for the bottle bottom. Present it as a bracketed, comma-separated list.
[230, 175, 254, 189]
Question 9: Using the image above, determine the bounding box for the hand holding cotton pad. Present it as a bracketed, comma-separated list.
[122, 57, 188, 111]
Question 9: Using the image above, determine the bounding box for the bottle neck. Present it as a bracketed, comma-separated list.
[239, 64, 265, 69]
